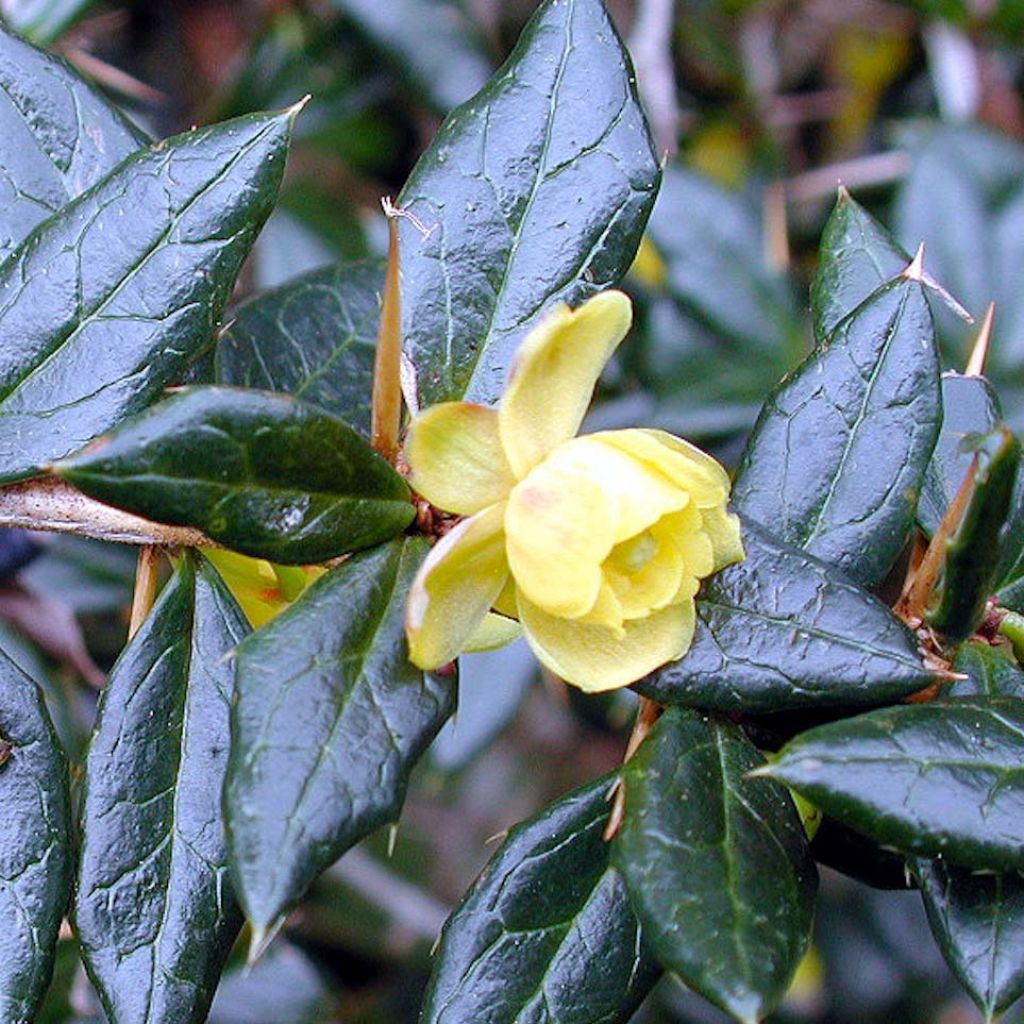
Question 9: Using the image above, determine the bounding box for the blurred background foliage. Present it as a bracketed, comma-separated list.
[2, 0, 1024, 1020]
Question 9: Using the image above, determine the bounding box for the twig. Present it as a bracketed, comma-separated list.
[128, 546, 163, 639]
[603, 696, 662, 841]
[371, 199, 406, 465]
[0, 478, 215, 548]
[628, 0, 680, 157]
[784, 150, 911, 203]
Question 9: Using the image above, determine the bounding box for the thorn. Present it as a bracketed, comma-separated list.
[902, 243, 925, 282]
[387, 823, 399, 858]
[745, 764, 773, 779]
[246, 916, 284, 967]
[484, 829, 508, 846]
[836, 183, 851, 202]
[965, 302, 996, 376]
[286, 94, 312, 119]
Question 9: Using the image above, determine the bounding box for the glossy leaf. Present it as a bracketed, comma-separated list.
[645, 165, 800, 353]
[226, 539, 457, 942]
[761, 698, 1024, 871]
[733, 276, 941, 587]
[0, 108, 295, 484]
[915, 857, 1024, 1021]
[57, 386, 414, 564]
[811, 188, 909, 343]
[330, 0, 491, 113]
[423, 775, 659, 1024]
[614, 707, 817, 1024]
[0, 648, 72, 1024]
[74, 554, 249, 1024]
[637, 519, 935, 712]
[1, 0, 99, 43]
[926, 426, 1020, 641]
[0, 22, 146, 261]
[919, 373, 1002, 537]
[398, 0, 659, 409]
[217, 260, 383, 435]
[950, 640, 1024, 698]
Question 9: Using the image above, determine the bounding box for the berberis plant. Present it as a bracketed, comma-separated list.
[2, 1, 1024, 1023]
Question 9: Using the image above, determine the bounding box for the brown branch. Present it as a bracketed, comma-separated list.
[0, 478, 215, 548]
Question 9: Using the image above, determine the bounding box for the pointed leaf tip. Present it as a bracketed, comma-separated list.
[903, 243, 926, 281]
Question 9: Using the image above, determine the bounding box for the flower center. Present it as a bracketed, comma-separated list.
[608, 530, 657, 575]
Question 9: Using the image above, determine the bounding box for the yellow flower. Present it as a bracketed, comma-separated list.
[403, 290, 744, 692]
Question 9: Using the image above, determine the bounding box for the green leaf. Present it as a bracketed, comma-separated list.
[918, 373, 1002, 537]
[217, 260, 383, 435]
[761, 697, 1024, 871]
[808, 818, 913, 891]
[613, 707, 817, 1024]
[637, 519, 935, 711]
[423, 774, 659, 1024]
[733, 276, 941, 587]
[225, 539, 456, 943]
[950, 641, 1024, 698]
[398, 0, 659, 408]
[0, 647, 72, 1024]
[895, 125, 1024, 365]
[926, 426, 1020, 641]
[330, 0, 492, 113]
[0, 22, 147, 261]
[1, 0, 99, 43]
[645, 165, 800, 353]
[914, 857, 1024, 1021]
[0, 108, 295, 484]
[74, 554, 249, 1024]
[57, 386, 414, 564]
[811, 188, 909, 343]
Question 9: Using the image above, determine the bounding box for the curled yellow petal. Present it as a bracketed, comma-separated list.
[505, 464, 616, 619]
[406, 503, 508, 670]
[517, 592, 696, 693]
[406, 402, 516, 515]
[700, 503, 745, 572]
[499, 291, 632, 478]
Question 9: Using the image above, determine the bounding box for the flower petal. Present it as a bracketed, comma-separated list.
[405, 402, 516, 515]
[406, 503, 508, 670]
[593, 429, 730, 508]
[701, 504, 745, 571]
[464, 612, 523, 653]
[505, 463, 617, 619]
[517, 592, 696, 693]
[605, 525, 687, 619]
[499, 291, 633, 477]
[540, 435, 692, 542]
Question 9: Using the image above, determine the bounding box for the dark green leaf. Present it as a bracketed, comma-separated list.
[330, 0, 491, 113]
[733, 277, 941, 587]
[645, 165, 800, 353]
[225, 539, 456, 942]
[0, 108, 295, 484]
[423, 774, 659, 1024]
[895, 125, 1024, 365]
[761, 697, 1024, 871]
[398, 0, 659, 408]
[919, 373, 1002, 537]
[613, 707, 817, 1024]
[0, 22, 147, 261]
[809, 817, 913, 891]
[914, 857, 1024, 1021]
[217, 260, 383, 434]
[0, 647, 72, 1024]
[74, 554, 249, 1024]
[1, 0, 99, 43]
[926, 427, 1020, 641]
[57, 386, 414, 564]
[811, 188, 910, 343]
[637, 519, 935, 712]
[950, 641, 1024, 698]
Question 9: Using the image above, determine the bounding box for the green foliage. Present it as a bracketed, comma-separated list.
[3, 1, 1024, 1022]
